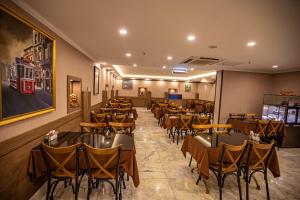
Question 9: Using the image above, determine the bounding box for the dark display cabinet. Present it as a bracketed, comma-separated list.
[262, 94, 300, 125]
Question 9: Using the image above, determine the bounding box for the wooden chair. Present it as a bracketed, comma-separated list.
[100, 108, 114, 115]
[194, 115, 210, 125]
[255, 120, 270, 142]
[167, 109, 180, 115]
[243, 141, 276, 200]
[115, 108, 131, 115]
[213, 124, 232, 146]
[112, 114, 127, 123]
[80, 122, 107, 134]
[108, 122, 133, 135]
[83, 144, 123, 200]
[209, 141, 248, 200]
[92, 113, 107, 123]
[266, 120, 282, 150]
[119, 103, 132, 108]
[175, 115, 193, 145]
[109, 103, 120, 108]
[40, 142, 82, 200]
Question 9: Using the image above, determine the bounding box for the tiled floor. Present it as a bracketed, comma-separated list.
[31, 108, 300, 200]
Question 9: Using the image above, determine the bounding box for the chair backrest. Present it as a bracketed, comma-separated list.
[179, 115, 193, 130]
[255, 120, 270, 135]
[100, 108, 113, 114]
[192, 124, 212, 135]
[218, 140, 247, 174]
[246, 141, 275, 171]
[112, 114, 127, 123]
[83, 144, 122, 179]
[213, 124, 232, 135]
[119, 103, 132, 108]
[109, 103, 119, 108]
[168, 109, 179, 115]
[92, 113, 107, 123]
[115, 108, 131, 115]
[80, 122, 107, 133]
[267, 120, 282, 135]
[41, 142, 80, 178]
[205, 103, 214, 113]
[194, 116, 210, 124]
[108, 122, 133, 134]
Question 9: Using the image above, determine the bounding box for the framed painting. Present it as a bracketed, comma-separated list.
[185, 83, 191, 92]
[0, 5, 56, 126]
[122, 79, 133, 89]
[93, 66, 99, 95]
[67, 75, 82, 113]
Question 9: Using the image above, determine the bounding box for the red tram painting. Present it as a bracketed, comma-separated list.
[9, 58, 35, 94]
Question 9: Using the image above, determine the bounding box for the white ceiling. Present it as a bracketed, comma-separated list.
[16, 0, 300, 79]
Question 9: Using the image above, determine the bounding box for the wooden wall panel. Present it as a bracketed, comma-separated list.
[0, 111, 82, 200]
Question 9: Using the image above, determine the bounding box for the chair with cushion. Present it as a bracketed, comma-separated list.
[40, 142, 82, 200]
[194, 115, 210, 125]
[108, 122, 133, 135]
[209, 141, 248, 200]
[83, 144, 123, 200]
[175, 115, 193, 145]
[243, 141, 276, 200]
[80, 122, 107, 134]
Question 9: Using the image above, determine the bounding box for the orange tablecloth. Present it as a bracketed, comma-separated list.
[181, 135, 280, 179]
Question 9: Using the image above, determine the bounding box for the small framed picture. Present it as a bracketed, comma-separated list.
[93, 66, 100, 95]
[185, 83, 191, 92]
[122, 79, 133, 89]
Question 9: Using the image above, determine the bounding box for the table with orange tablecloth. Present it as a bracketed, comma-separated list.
[27, 132, 140, 187]
[227, 118, 286, 137]
[181, 135, 280, 180]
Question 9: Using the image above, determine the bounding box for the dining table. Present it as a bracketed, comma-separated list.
[27, 132, 140, 187]
[181, 131, 280, 193]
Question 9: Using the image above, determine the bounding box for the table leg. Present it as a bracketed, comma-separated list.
[203, 178, 210, 194]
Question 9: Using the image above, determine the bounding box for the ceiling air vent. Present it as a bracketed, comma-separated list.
[181, 56, 221, 66]
[171, 67, 187, 74]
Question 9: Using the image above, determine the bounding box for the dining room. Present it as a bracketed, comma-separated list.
[0, 0, 300, 200]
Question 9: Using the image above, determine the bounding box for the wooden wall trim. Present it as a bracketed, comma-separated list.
[0, 111, 80, 158]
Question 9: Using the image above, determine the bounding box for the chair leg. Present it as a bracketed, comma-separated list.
[246, 170, 249, 200]
[264, 172, 270, 200]
[189, 155, 193, 167]
[196, 174, 201, 185]
[177, 130, 180, 145]
[237, 172, 242, 200]
[46, 179, 51, 200]
[87, 178, 92, 200]
[218, 175, 223, 200]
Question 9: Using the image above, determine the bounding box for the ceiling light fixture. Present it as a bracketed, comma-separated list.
[119, 28, 128, 35]
[190, 67, 194, 71]
[167, 56, 173, 60]
[272, 65, 278, 68]
[247, 41, 256, 47]
[101, 62, 107, 65]
[173, 80, 177, 82]
[187, 34, 196, 41]
[145, 78, 151, 81]
[162, 66, 167, 69]
[126, 53, 132, 57]
[133, 64, 137, 67]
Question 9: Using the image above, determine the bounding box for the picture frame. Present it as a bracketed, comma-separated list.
[0, 5, 56, 126]
[185, 83, 191, 92]
[122, 79, 133, 89]
[93, 66, 100, 95]
[138, 87, 147, 96]
[67, 75, 82, 113]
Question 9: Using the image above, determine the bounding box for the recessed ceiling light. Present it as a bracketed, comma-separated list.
[190, 67, 194, 71]
[101, 62, 107, 65]
[173, 80, 177, 82]
[126, 53, 132, 57]
[119, 28, 128, 35]
[187, 34, 196, 41]
[167, 56, 173, 60]
[162, 65, 167, 69]
[133, 64, 137, 67]
[145, 78, 151, 81]
[247, 41, 256, 47]
[160, 79, 164, 81]
[272, 65, 279, 68]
